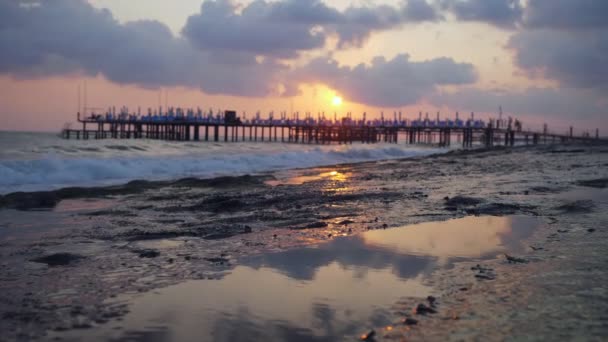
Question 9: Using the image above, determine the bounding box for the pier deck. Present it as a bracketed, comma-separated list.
[62, 110, 604, 148]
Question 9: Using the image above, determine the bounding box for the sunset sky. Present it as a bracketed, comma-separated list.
[0, 0, 606, 134]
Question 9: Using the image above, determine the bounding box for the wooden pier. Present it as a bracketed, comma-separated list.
[62, 109, 603, 148]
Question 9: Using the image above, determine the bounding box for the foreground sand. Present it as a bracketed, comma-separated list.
[0, 144, 607, 341]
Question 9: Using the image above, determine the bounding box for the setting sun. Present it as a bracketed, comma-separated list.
[332, 96, 343, 107]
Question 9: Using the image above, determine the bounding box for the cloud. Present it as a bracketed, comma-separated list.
[431, 87, 608, 120]
[0, 0, 288, 97]
[524, 0, 608, 29]
[182, 0, 329, 59]
[441, 0, 523, 29]
[507, 0, 608, 90]
[508, 29, 608, 89]
[183, 0, 440, 55]
[293, 54, 477, 107]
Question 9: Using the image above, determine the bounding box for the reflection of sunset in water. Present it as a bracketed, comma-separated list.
[266, 169, 351, 187]
[363, 216, 541, 261]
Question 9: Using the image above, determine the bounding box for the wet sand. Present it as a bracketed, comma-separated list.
[0, 144, 607, 341]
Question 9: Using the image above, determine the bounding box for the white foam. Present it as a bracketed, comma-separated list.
[0, 133, 446, 193]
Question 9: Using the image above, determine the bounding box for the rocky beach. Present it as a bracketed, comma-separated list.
[1, 144, 607, 341]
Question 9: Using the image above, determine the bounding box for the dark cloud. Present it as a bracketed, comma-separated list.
[293, 54, 477, 107]
[0, 0, 287, 97]
[183, 0, 440, 55]
[404, 0, 442, 21]
[441, 0, 523, 29]
[182, 0, 328, 59]
[432, 87, 608, 120]
[508, 29, 608, 89]
[508, 0, 608, 90]
[524, 0, 608, 29]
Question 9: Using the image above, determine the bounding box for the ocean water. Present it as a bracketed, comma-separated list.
[0, 131, 445, 194]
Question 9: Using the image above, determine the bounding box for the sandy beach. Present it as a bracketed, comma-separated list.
[0, 143, 606, 341]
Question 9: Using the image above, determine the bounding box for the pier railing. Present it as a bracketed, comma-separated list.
[61, 111, 604, 148]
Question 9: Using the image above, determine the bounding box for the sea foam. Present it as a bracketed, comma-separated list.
[0, 132, 444, 193]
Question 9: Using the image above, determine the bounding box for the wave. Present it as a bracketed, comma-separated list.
[0, 144, 445, 194]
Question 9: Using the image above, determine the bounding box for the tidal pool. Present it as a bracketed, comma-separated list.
[52, 215, 541, 342]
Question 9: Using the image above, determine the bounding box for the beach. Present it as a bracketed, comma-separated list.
[0, 138, 607, 341]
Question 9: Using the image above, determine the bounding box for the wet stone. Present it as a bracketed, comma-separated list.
[402, 317, 418, 325]
[297, 221, 328, 229]
[555, 200, 595, 214]
[416, 303, 437, 315]
[575, 178, 608, 189]
[30, 253, 85, 266]
[444, 196, 483, 207]
[133, 249, 160, 258]
[505, 254, 528, 264]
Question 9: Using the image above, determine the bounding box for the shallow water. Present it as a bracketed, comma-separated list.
[0, 131, 444, 194]
[51, 215, 541, 342]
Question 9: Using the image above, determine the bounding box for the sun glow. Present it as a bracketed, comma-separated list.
[332, 96, 343, 107]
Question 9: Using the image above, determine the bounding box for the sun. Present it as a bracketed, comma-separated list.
[332, 96, 343, 107]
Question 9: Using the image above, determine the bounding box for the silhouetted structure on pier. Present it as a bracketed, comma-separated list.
[61, 107, 602, 148]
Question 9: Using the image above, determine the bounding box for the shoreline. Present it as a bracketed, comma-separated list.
[0, 143, 607, 341]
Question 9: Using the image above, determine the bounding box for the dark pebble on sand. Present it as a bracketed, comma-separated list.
[136, 249, 160, 258]
[416, 303, 437, 315]
[338, 219, 355, 225]
[402, 318, 418, 325]
[475, 273, 496, 280]
[444, 196, 483, 207]
[205, 257, 229, 264]
[303, 221, 328, 229]
[588, 228, 596, 233]
[30, 253, 85, 266]
[243, 225, 253, 233]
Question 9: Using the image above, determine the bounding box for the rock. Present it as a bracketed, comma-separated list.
[338, 219, 355, 225]
[360, 330, 376, 341]
[475, 273, 495, 280]
[204, 257, 229, 264]
[402, 317, 418, 325]
[243, 225, 253, 234]
[1, 191, 61, 210]
[466, 202, 532, 216]
[135, 249, 160, 258]
[505, 254, 528, 264]
[301, 221, 328, 229]
[555, 200, 594, 214]
[30, 253, 85, 266]
[427, 296, 437, 306]
[382, 223, 388, 229]
[444, 196, 483, 207]
[575, 178, 608, 189]
[588, 228, 596, 233]
[415, 303, 437, 315]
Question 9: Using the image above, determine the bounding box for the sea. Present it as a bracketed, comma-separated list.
[0, 131, 446, 194]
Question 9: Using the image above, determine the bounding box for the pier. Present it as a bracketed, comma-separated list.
[62, 107, 603, 148]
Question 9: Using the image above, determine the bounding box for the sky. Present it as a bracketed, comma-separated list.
[0, 0, 606, 134]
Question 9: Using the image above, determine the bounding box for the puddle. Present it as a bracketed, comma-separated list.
[266, 170, 352, 186]
[129, 238, 186, 250]
[53, 198, 117, 213]
[52, 215, 542, 342]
